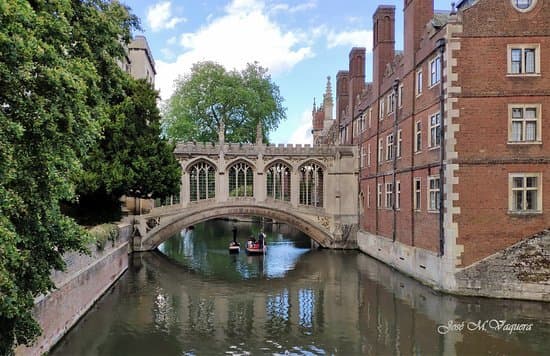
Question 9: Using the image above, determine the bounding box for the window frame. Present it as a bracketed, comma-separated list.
[507, 44, 540, 76]
[385, 182, 393, 209]
[367, 143, 371, 167]
[429, 55, 441, 87]
[386, 134, 394, 161]
[397, 129, 402, 158]
[413, 177, 421, 211]
[508, 104, 542, 144]
[508, 173, 542, 213]
[379, 100, 385, 120]
[396, 181, 401, 210]
[416, 70, 423, 96]
[414, 121, 422, 153]
[427, 176, 440, 212]
[398, 84, 404, 108]
[378, 138, 384, 163]
[377, 183, 382, 208]
[428, 112, 441, 149]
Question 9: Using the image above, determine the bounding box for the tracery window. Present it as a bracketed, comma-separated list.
[266, 162, 291, 201]
[189, 161, 215, 201]
[228, 161, 254, 197]
[299, 162, 323, 207]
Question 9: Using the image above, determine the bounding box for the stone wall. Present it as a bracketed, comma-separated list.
[358, 228, 550, 301]
[16, 223, 132, 356]
[455, 229, 550, 301]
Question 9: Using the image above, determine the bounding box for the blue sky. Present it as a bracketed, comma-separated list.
[122, 0, 452, 144]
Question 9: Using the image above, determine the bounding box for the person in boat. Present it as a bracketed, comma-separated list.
[231, 225, 239, 246]
[258, 231, 265, 249]
[247, 235, 256, 249]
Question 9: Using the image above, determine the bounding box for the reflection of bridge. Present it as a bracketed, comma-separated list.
[133, 142, 358, 251]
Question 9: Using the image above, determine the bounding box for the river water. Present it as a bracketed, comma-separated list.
[51, 219, 550, 355]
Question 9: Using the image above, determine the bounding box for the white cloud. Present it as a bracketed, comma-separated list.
[155, 0, 313, 100]
[287, 109, 313, 145]
[271, 1, 317, 14]
[327, 29, 372, 49]
[147, 2, 186, 32]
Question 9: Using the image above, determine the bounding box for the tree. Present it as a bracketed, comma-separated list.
[0, 1, 138, 353]
[74, 78, 181, 224]
[162, 61, 286, 143]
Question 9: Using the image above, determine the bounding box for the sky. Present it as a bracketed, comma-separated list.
[121, 0, 453, 144]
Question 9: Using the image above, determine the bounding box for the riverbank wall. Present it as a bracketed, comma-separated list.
[357, 229, 550, 302]
[16, 223, 132, 356]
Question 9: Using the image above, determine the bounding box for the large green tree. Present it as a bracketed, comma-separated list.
[75, 77, 181, 223]
[0, 0, 138, 353]
[162, 61, 286, 143]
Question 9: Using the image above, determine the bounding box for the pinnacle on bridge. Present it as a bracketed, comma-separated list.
[255, 122, 263, 144]
[218, 121, 225, 144]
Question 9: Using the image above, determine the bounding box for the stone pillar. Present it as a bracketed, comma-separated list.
[180, 160, 189, 207]
[291, 168, 300, 207]
[217, 151, 227, 203]
[254, 151, 266, 202]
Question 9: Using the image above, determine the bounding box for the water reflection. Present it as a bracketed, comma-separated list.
[50, 220, 550, 356]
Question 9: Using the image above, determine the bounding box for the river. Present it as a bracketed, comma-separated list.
[51, 219, 550, 355]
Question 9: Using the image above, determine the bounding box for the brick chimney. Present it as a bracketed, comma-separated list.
[348, 47, 366, 117]
[335, 70, 349, 125]
[372, 5, 395, 91]
[403, 0, 434, 70]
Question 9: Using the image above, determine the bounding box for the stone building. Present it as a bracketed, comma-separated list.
[313, 0, 550, 300]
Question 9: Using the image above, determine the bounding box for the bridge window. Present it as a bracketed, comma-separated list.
[189, 161, 215, 201]
[228, 161, 254, 197]
[266, 162, 291, 201]
[299, 162, 323, 207]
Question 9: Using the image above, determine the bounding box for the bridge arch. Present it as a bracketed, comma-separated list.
[135, 202, 333, 251]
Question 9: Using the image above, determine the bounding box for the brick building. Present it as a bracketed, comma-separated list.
[313, 0, 550, 298]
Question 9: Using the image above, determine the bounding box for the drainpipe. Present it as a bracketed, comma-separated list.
[436, 38, 446, 256]
[392, 79, 400, 242]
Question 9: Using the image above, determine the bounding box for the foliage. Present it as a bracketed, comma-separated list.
[162, 61, 286, 143]
[89, 224, 119, 250]
[0, 0, 138, 353]
[76, 78, 181, 209]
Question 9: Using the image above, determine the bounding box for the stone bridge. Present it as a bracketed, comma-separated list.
[132, 141, 359, 251]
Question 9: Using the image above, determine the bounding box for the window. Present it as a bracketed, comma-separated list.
[367, 184, 371, 208]
[396, 181, 401, 210]
[361, 145, 366, 166]
[388, 92, 395, 114]
[511, 0, 537, 12]
[386, 134, 394, 161]
[414, 121, 422, 152]
[229, 161, 254, 197]
[414, 178, 421, 211]
[429, 113, 441, 148]
[266, 162, 291, 201]
[398, 84, 404, 108]
[428, 176, 440, 211]
[378, 138, 384, 163]
[299, 162, 323, 207]
[397, 129, 402, 158]
[385, 182, 393, 209]
[377, 183, 382, 208]
[509, 173, 542, 212]
[508, 104, 541, 143]
[359, 113, 366, 132]
[430, 56, 441, 86]
[508, 45, 540, 75]
[367, 143, 371, 167]
[379, 100, 385, 120]
[189, 161, 216, 201]
[416, 70, 423, 95]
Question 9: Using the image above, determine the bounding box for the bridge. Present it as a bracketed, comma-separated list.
[132, 141, 359, 251]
